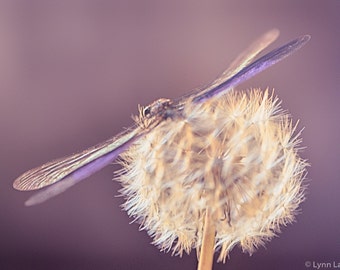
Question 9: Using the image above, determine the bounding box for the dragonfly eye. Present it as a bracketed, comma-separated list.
[143, 106, 152, 118]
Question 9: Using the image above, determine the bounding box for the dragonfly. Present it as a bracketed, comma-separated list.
[13, 29, 310, 206]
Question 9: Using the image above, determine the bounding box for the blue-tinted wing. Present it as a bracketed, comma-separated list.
[206, 29, 279, 93]
[13, 126, 144, 206]
[192, 34, 310, 103]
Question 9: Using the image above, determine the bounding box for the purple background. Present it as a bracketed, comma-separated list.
[1, 1, 339, 270]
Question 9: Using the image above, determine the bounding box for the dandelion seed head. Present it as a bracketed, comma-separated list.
[117, 89, 307, 262]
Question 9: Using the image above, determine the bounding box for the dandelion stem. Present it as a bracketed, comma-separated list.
[197, 208, 215, 270]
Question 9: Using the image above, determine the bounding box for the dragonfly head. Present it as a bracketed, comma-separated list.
[143, 98, 172, 119]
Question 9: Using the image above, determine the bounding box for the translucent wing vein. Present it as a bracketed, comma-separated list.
[192, 33, 310, 103]
[13, 127, 142, 191]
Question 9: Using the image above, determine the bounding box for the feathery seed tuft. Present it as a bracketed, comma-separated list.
[117, 89, 307, 262]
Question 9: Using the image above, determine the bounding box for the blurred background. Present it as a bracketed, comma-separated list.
[1, 1, 338, 269]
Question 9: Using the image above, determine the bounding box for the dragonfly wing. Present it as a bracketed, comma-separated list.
[186, 29, 279, 103]
[13, 126, 144, 206]
[193, 34, 310, 103]
[218, 29, 279, 82]
[173, 29, 280, 105]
